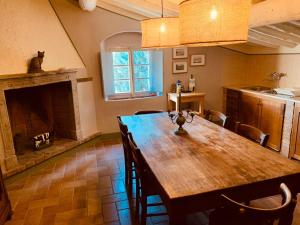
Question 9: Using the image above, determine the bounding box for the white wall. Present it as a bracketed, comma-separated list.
[77, 81, 98, 138]
[246, 54, 300, 88]
[0, 0, 84, 75]
[0, 0, 98, 139]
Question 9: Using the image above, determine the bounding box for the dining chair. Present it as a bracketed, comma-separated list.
[209, 183, 294, 225]
[235, 122, 269, 147]
[117, 116, 135, 194]
[127, 133, 167, 225]
[134, 110, 164, 115]
[204, 110, 228, 128]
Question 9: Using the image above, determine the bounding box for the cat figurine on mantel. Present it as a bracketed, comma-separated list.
[28, 51, 45, 73]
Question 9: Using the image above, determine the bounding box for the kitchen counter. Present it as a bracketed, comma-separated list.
[224, 86, 300, 103]
[224, 85, 299, 159]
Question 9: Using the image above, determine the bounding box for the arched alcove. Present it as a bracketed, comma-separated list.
[100, 32, 163, 100]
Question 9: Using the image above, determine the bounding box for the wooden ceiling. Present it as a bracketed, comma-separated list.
[248, 21, 300, 48]
[96, 0, 266, 20]
[96, 0, 300, 49]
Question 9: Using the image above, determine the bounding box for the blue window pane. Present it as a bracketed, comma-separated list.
[134, 65, 149, 79]
[135, 79, 150, 92]
[133, 51, 149, 65]
[113, 66, 129, 79]
[114, 80, 130, 93]
[113, 52, 129, 66]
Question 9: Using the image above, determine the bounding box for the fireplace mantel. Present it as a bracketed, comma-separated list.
[0, 69, 77, 80]
[0, 69, 84, 176]
[0, 69, 80, 91]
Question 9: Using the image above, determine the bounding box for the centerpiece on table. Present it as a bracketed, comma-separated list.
[168, 82, 195, 135]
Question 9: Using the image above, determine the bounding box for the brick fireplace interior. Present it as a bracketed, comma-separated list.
[5, 81, 77, 155]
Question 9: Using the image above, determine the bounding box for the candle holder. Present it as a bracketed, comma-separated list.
[168, 92, 195, 135]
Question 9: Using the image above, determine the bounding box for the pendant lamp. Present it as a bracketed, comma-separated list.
[141, 0, 180, 48]
[179, 0, 251, 47]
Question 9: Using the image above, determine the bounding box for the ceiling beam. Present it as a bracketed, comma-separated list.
[247, 37, 279, 48]
[249, 0, 300, 28]
[248, 30, 298, 48]
[97, 0, 178, 19]
[252, 25, 300, 43]
[290, 20, 300, 26]
[272, 22, 300, 36]
[96, 2, 147, 20]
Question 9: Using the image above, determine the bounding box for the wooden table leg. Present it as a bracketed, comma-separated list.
[199, 97, 204, 116]
[168, 95, 172, 112]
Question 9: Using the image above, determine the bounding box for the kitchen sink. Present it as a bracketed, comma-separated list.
[242, 86, 278, 95]
[260, 89, 278, 94]
[242, 86, 272, 92]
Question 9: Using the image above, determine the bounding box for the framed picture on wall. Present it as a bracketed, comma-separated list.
[191, 54, 206, 66]
[173, 62, 188, 74]
[173, 47, 188, 59]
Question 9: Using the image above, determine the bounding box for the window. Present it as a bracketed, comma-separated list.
[133, 51, 150, 92]
[112, 52, 130, 93]
[112, 50, 151, 95]
[100, 31, 163, 101]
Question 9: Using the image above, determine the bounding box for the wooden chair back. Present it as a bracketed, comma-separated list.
[127, 133, 145, 180]
[235, 122, 269, 147]
[134, 110, 164, 115]
[205, 110, 228, 127]
[117, 116, 133, 174]
[210, 183, 293, 225]
[117, 116, 130, 150]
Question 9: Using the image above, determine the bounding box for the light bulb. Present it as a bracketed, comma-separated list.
[160, 23, 166, 33]
[210, 7, 218, 20]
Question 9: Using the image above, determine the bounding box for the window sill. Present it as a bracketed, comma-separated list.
[105, 92, 163, 101]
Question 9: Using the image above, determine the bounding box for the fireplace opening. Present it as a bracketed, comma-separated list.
[5, 81, 77, 155]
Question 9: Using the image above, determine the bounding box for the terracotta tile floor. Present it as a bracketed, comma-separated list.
[5, 137, 168, 225]
[4, 136, 300, 225]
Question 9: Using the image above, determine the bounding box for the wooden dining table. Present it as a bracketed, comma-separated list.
[121, 112, 300, 225]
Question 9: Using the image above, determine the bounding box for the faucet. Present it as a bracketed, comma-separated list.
[270, 72, 287, 88]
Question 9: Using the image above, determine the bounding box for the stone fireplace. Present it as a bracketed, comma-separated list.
[0, 70, 83, 176]
[5, 81, 77, 155]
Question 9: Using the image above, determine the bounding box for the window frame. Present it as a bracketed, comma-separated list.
[133, 50, 151, 93]
[112, 51, 131, 94]
[111, 49, 152, 99]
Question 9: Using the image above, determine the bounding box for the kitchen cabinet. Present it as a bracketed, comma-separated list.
[234, 92, 285, 151]
[290, 103, 300, 160]
[225, 89, 240, 131]
[259, 98, 285, 151]
[239, 93, 260, 127]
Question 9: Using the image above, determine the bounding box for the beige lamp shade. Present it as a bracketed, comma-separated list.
[141, 17, 180, 48]
[179, 0, 251, 47]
